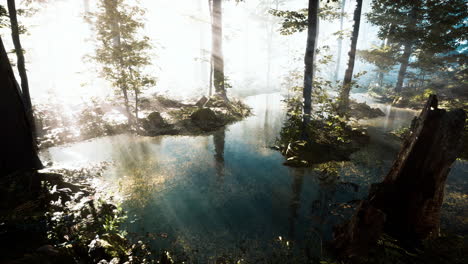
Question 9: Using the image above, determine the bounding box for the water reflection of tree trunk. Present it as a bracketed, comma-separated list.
[263, 96, 270, 146]
[213, 129, 225, 181]
[288, 169, 305, 239]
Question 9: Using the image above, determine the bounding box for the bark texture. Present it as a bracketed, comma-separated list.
[333, 95, 466, 259]
[302, 0, 319, 128]
[338, 0, 362, 114]
[0, 36, 42, 176]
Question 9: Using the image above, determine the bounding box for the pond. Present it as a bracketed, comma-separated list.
[41, 93, 467, 262]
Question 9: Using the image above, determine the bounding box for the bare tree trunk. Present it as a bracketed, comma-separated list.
[334, 0, 346, 82]
[266, 1, 280, 91]
[134, 90, 140, 132]
[7, 0, 36, 139]
[338, 0, 363, 114]
[209, 54, 213, 97]
[83, 0, 90, 13]
[302, 0, 319, 131]
[211, 0, 226, 98]
[0, 35, 42, 176]
[333, 95, 466, 260]
[208, 0, 213, 97]
[395, 42, 412, 93]
[122, 86, 133, 126]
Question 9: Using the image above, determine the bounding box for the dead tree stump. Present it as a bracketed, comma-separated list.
[332, 95, 466, 259]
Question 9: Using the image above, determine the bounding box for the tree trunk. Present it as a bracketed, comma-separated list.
[334, 0, 346, 82]
[302, 0, 319, 130]
[7, 0, 36, 138]
[332, 95, 466, 260]
[266, 1, 280, 91]
[122, 86, 132, 126]
[135, 91, 139, 121]
[395, 42, 412, 93]
[103, 0, 133, 126]
[83, 0, 90, 13]
[0, 36, 42, 176]
[338, 0, 363, 114]
[213, 129, 225, 180]
[211, 0, 226, 97]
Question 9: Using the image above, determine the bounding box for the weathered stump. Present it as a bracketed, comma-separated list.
[332, 95, 466, 259]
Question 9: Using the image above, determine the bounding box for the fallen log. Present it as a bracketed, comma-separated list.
[332, 95, 466, 260]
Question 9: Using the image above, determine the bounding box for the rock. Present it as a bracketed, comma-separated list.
[349, 102, 385, 119]
[190, 108, 222, 131]
[147, 112, 166, 127]
[88, 237, 109, 262]
[195, 96, 208, 108]
[141, 112, 176, 135]
[37, 245, 59, 256]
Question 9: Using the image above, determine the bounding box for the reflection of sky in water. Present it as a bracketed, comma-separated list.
[42, 93, 467, 260]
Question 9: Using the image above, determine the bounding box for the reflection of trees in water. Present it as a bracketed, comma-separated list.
[264, 98, 271, 146]
[288, 168, 304, 239]
[112, 139, 164, 209]
[308, 162, 362, 246]
[213, 129, 226, 182]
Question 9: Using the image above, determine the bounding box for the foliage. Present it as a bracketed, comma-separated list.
[276, 69, 359, 166]
[390, 125, 411, 140]
[357, 45, 399, 85]
[87, 0, 156, 125]
[269, 1, 341, 35]
[0, 4, 7, 29]
[367, 0, 467, 91]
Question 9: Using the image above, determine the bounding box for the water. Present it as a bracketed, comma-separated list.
[42, 93, 467, 261]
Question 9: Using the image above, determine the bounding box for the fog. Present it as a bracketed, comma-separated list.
[0, 0, 382, 105]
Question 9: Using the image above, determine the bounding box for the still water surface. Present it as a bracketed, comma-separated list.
[43, 93, 467, 261]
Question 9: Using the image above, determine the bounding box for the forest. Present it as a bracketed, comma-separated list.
[0, 0, 467, 263]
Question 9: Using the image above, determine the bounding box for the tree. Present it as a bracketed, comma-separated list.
[210, 0, 226, 99]
[338, 0, 363, 114]
[89, 0, 155, 127]
[367, 1, 424, 93]
[6, 0, 36, 136]
[367, 0, 466, 94]
[270, 1, 340, 132]
[0, 35, 42, 176]
[357, 42, 399, 88]
[257, 0, 285, 90]
[302, 0, 319, 130]
[333, 0, 346, 82]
